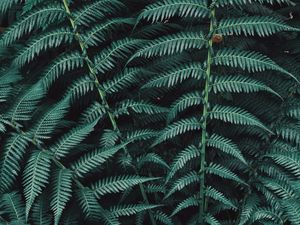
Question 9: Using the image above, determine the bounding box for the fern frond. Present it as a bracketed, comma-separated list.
[0, 0, 18, 14]
[167, 145, 199, 182]
[210, 105, 272, 133]
[79, 102, 106, 124]
[138, 0, 209, 23]
[50, 169, 73, 225]
[206, 186, 237, 210]
[73, 0, 125, 26]
[168, 91, 202, 122]
[71, 145, 124, 178]
[31, 195, 52, 225]
[103, 68, 139, 95]
[205, 214, 222, 225]
[42, 52, 85, 90]
[0, 3, 66, 46]
[207, 134, 247, 164]
[13, 28, 74, 67]
[282, 200, 300, 225]
[206, 163, 246, 185]
[110, 204, 160, 217]
[1, 192, 25, 222]
[29, 97, 70, 140]
[213, 49, 298, 82]
[91, 175, 158, 198]
[0, 134, 29, 192]
[212, 75, 281, 99]
[68, 76, 96, 100]
[153, 211, 173, 225]
[217, 16, 299, 37]
[154, 117, 201, 145]
[142, 62, 205, 89]
[165, 171, 199, 198]
[137, 153, 170, 170]
[83, 18, 135, 46]
[51, 120, 97, 159]
[6, 82, 45, 122]
[93, 38, 143, 74]
[238, 194, 260, 225]
[130, 32, 206, 59]
[23, 151, 51, 219]
[114, 100, 168, 117]
[171, 195, 198, 216]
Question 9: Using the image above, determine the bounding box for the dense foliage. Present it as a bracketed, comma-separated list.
[0, 0, 300, 224]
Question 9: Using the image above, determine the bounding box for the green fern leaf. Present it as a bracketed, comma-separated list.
[0, 4, 66, 46]
[238, 194, 259, 225]
[130, 32, 206, 59]
[165, 171, 199, 198]
[168, 91, 202, 122]
[83, 18, 135, 46]
[213, 49, 298, 82]
[205, 214, 222, 225]
[50, 120, 97, 159]
[206, 186, 237, 210]
[50, 169, 73, 225]
[210, 105, 272, 133]
[23, 151, 51, 220]
[154, 117, 201, 145]
[171, 195, 198, 216]
[137, 153, 170, 170]
[73, 0, 125, 26]
[110, 204, 160, 217]
[212, 75, 282, 99]
[68, 76, 96, 100]
[142, 63, 205, 89]
[13, 28, 74, 67]
[167, 145, 199, 182]
[1, 192, 26, 222]
[0, 134, 29, 192]
[138, 0, 209, 23]
[217, 16, 299, 37]
[91, 175, 158, 198]
[207, 134, 247, 164]
[79, 102, 106, 124]
[153, 211, 173, 225]
[93, 39, 144, 74]
[0, 0, 18, 13]
[206, 163, 246, 185]
[31, 195, 52, 225]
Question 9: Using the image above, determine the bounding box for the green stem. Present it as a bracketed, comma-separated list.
[61, 1, 157, 224]
[199, 8, 215, 224]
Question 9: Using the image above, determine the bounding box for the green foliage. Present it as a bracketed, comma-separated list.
[0, 0, 300, 224]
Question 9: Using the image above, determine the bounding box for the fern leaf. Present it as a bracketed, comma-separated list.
[50, 169, 73, 225]
[212, 75, 282, 99]
[110, 204, 160, 217]
[6, 82, 45, 122]
[68, 76, 96, 100]
[210, 105, 272, 133]
[103, 68, 140, 95]
[206, 163, 246, 185]
[114, 100, 168, 117]
[73, 0, 125, 26]
[0, 0, 18, 13]
[31, 195, 52, 225]
[213, 49, 298, 82]
[282, 200, 300, 225]
[13, 28, 74, 67]
[130, 32, 206, 59]
[153, 211, 173, 225]
[207, 133, 247, 164]
[0, 4, 66, 46]
[93, 39, 143, 74]
[79, 102, 106, 124]
[83, 18, 135, 46]
[153, 117, 201, 145]
[0, 134, 29, 192]
[29, 97, 70, 140]
[137, 153, 170, 170]
[238, 194, 260, 225]
[171, 195, 198, 216]
[138, 0, 209, 23]
[168, 91, 202, 122]
[217, 16, 299, 37]
[206, 186, 237, 210]
[1, 192, 25, 222]
[23, 151, 51, 220]
[91, 175, 158, 198]
[165, 171, 199, 198]
[167, 145, 199, 182]
[51, 120, 97, 159]
[72, 145, 124, 178]
[42, 52, 85, 90]
[142, 62, 205, 89]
